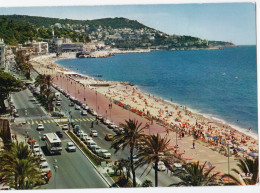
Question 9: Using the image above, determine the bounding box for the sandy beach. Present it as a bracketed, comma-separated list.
[31, 53, 258, 180]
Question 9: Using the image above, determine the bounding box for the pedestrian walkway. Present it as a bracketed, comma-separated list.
[26, 118, 96, 126]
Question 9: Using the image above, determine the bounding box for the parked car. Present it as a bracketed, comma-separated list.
[88, 141, 97, 150]
[62, 124, 69, 130]
[92, 146, 102, 154]
[56, 131, 63, 138]
[81, 110, 88, 116]
[69, 102, 75, 106]
[51, 112, 64, 117]
[90, 130, 98, 137]
[73, 125, 80, 134]
[105, 134, 113, 141]
[66, 142, 76, 152]
[103, 119, 111, 125]
[80, 133, 88, 141]
[40, 162, 51, 173]
[96, 115, 103, 120]
[75, 105, 80, 110]
[37, 124, 44, 131]
[153, 161, 166, 171]
[56, 101, 61, 106]
[77, 130, 84, 137]
[98, 149, 111, 159]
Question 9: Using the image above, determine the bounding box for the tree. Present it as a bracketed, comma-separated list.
[0, 71, 23, 113]
[169, 162, 219, 186]
[111, 119, 145, 187]
[222, 157, 258, 185]
[141, 179, 153, 187]
[0, 142, 44, 189]
[136, 134, 173, 187]
[118, 159, 131, 180]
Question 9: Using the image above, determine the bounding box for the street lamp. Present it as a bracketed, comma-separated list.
[174, 124, 178, 146]
[95, 90, 97, 113]
[53, 159, 58, 189]
[38, 131, 41, 147]
[84, 84, 86, 102]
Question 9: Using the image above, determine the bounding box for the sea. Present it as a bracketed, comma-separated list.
[56, 45, 258, 138]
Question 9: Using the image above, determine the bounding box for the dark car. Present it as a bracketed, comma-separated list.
[56, 131, 63, 138]
[51, 112, 64, 117]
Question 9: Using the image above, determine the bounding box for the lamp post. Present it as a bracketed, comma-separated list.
[227, 143, 230, 176]
[75, 82, 77, 99]
[109, 97, 112, 120]
[39, 131, 41, 147]
[174, 125, 178, 146]
[53, 159, 58, 189]
[84, 84, 86, 102]
[95, 90, 98, 113]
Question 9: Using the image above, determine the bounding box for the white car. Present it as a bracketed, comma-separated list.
[154, 161, 166, 171]
[90, 130, 98, 137]
[37, 124, 44, 131]
[98, 149, 111, 159]
[81, 110, 88, 116]
[80, 133, 88, 141]
[89, 141, 97, 149]
[33, 148, 43, 157]
[92, 111, 98, 116]
[104, 119, 111, 125]
[77, 130, 84, 137]
[40, 162, 51, 173]
[66, 142, 76, 152]
[75, 105, 80, 110]
[92, 146, 102, 154]
[62, 124, 69, 130]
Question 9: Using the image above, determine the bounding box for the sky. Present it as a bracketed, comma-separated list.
[0, 3, 256, 45]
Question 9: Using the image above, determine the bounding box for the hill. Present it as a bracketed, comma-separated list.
[0, 15, 235, 50]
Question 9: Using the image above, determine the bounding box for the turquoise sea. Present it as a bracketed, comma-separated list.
[56, 46, 257, 137]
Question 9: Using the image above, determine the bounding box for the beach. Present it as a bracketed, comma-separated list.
[31, 52, 258, 179]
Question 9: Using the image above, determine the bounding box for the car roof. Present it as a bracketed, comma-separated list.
[67, 142, 74, 145]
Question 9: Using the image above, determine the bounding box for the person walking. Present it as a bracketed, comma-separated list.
[192, 140, 195, 149]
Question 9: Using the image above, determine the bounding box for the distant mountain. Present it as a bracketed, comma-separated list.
[0, 15, 148, 30]
[0, 15, 235, 50]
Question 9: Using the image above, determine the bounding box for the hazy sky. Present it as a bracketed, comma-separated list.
[0, 3, 256, 45]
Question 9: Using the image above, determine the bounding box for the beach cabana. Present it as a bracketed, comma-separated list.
[177, 152, 185, 155]
[118, 102, 124, 107]
[131, 108, 137, 113]
[184, 156, 193, 160]
[248, 152, 257, 157]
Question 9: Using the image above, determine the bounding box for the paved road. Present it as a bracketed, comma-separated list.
[55, 86, 179, 187]
[12, 69, 179, 187]
[10, 88, 109, 189]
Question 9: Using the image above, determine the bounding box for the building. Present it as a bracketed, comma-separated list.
[32, 42, 49, 54]
[0, 38, 6, 68]
[60, 43, 85, 52]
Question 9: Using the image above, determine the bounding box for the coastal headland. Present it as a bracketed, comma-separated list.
[31, 52, 258, 180]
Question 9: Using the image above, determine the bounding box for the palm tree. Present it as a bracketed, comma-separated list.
[35, 74, 47, 94]
[169, 162, 219, 186]
[0, 142, 44, 189]
[118, 159, 131, 180]
[137, 134, 173, 187]
[111, 119, 146, 187]
[222, 157, 258, 185]
[45, 75, 53, 89]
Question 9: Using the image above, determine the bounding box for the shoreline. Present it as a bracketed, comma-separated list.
[53, 52, 258, 140]
[31, 52, 258, 176]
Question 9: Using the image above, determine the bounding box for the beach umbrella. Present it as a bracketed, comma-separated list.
[206, 134, 212, 138]
[248, 152, 257, 157]
[222, 177, 233, 182]
[236, 147, 245, 152]
[216, 173, 224, 177]
[185, 156, 193, 160]
[177, 152, 185, 155]
[212, 136, 219, 140]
